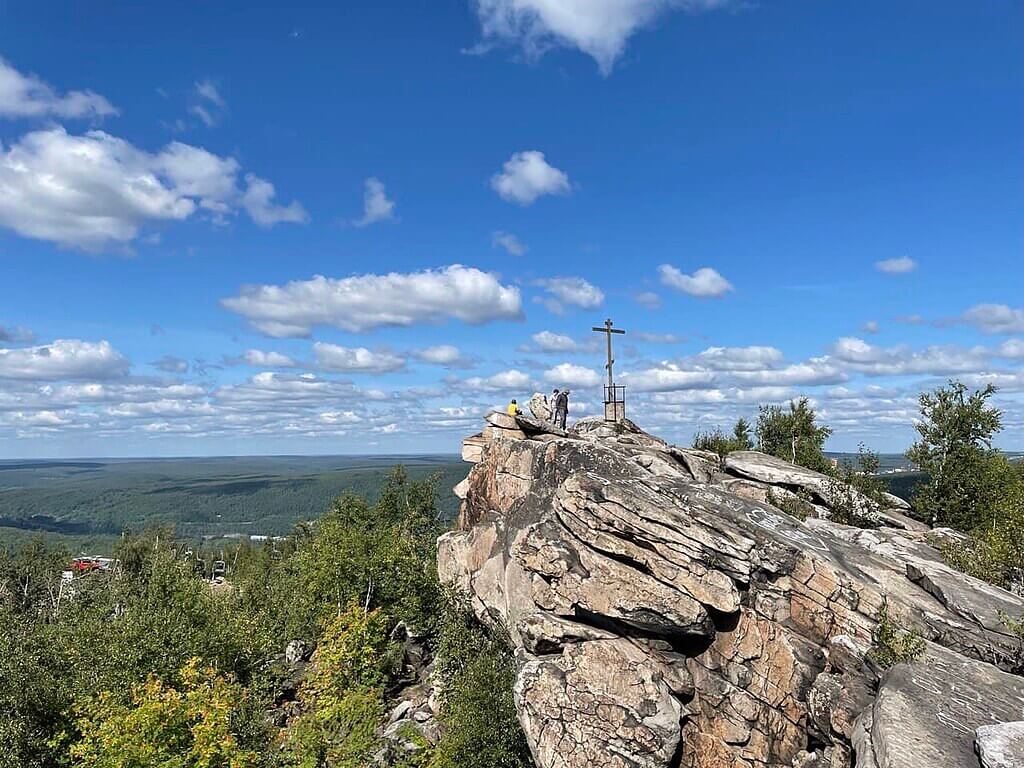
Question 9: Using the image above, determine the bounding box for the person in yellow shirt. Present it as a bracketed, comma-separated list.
[507, 399, 521, 416]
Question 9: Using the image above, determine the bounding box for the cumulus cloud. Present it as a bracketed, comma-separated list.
[535, 276, 604, 314]
[0, 339, 129, 380]
[413, 345, 468, 367]
[313, 343, 406, 373]
[0, 128, 307, 248]
[352, 177, 396, 227]
[961, 304, 1024, 334]
[492, 230, 527, 255]
[658, 265, 734, 298]
[241, 174, 309, 227]
[223, 265, 523, 337]
[226, 349, 299, 368]
[531, 331, 579, 353]
[460, 369, 533, 392]
[491, 150, 570, 205]
[875, 256, 917, 274]
[470, 0, 731, 75]
[623, 366, 717, 392]
[997, 339, 1024, 359]
[695, 346, 784, 370]
[829, 337, 988, 376]
[0, 57, 117, 120]
[544, 362, 601, 388]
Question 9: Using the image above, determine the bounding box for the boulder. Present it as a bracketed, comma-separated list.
[975, 721, 1024, 768]
[484, 409, 519, 430]
[528, 392, 553, 421]
[854, 643, 1024, 768]
[440, 416, 1024, 768]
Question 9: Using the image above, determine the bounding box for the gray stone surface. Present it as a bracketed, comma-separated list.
[439, 415, 1024, 768]
[976, 721, 1024, 768]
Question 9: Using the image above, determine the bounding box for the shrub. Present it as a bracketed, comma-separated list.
[868, 603, 925, 669]
[756, 398, 833, 473]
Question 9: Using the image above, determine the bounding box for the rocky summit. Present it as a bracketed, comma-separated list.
[438, 403, 1024, 768]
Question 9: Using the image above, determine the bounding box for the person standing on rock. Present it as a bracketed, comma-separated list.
[554, 389, 569, 429]
[549, 389, 560, 423]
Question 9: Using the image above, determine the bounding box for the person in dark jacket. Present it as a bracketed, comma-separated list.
[554, 389, 569, 429]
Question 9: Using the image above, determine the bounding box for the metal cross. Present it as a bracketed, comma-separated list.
[592, 318, 626, 389]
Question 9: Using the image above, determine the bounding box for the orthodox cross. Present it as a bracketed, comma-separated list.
[592, 318, 626, 389]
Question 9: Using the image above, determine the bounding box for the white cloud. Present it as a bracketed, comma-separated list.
[414, 345, 466, 366]
[491, 150, 570, 205]
[829, 336, 988, 376]
[694, 346, 784, 370]
[353, 177, 396, 227]
[241, 174, 309, 227]
[0, 339, 129, 380]
[223, 265, 523, 337]
[233, 349, 298, 368]
[875, 256, 917, 274]
[532, 331, 578, 352]
[195, 79, 225, 108]
[861, 320, 880, 334]
[190, 79, 227, 127]
[471, 0, 730, 75]
[623, 366, 717, 392]
[997, 340, 1024, 359]
[0, 57, 117, 119]
[633, 332, 681, 344]
[313, 343, 406, 373]
[544, 362, 601, 388]
[634, 291, 661, 309]
[461, 369, 533, 392]
[492, 230, 527, 255]
[0, 128, 306, 248]
[658, 264, 734, 298]
[536, 276, 604, 313]
[962, 304, 1024, 334]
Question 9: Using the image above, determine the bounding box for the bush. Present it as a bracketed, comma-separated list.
[71, 658, 264, 768]
[693, 418, 753, 458]
[826, 445, 887, 529]
[868, 603, 925, 669]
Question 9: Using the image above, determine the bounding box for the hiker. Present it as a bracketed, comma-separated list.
[507, 398, 521, 416]
[549, 389, 560, 422]
[554, 389, 569, 429]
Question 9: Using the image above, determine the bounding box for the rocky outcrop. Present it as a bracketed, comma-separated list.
[439, 415, 1024, 768]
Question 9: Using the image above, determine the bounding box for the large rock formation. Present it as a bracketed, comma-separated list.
[439, 414, 1024, 768]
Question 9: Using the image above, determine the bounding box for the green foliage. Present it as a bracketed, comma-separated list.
[868, 603, 926, 669]
[826, 445, 887, 529]
[285, 607, 396, 768]
[942, 466, 1024, 590]
[756, 398, 833, 473]
[429, 595, 533, 768]
[71, 658, 264, 768]
[765, 488, 814, 521]
[906, 381, 1006, 530]
[692, 418, 753, 458]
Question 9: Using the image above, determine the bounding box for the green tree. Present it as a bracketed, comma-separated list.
[756, 398, 833, 473]
[906, 381, 1006, 529]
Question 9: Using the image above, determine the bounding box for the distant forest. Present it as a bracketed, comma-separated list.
[0, 455, 464, 550]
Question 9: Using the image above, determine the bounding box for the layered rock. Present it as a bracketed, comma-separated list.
[439, 415, 1024, 768]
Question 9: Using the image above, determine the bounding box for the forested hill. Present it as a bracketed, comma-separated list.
[0, 454, 464, 548]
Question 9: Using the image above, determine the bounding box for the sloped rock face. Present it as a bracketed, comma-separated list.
[438, 416, 1024, 768]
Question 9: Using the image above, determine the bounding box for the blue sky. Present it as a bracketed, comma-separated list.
[0, 0, 1021, 457]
